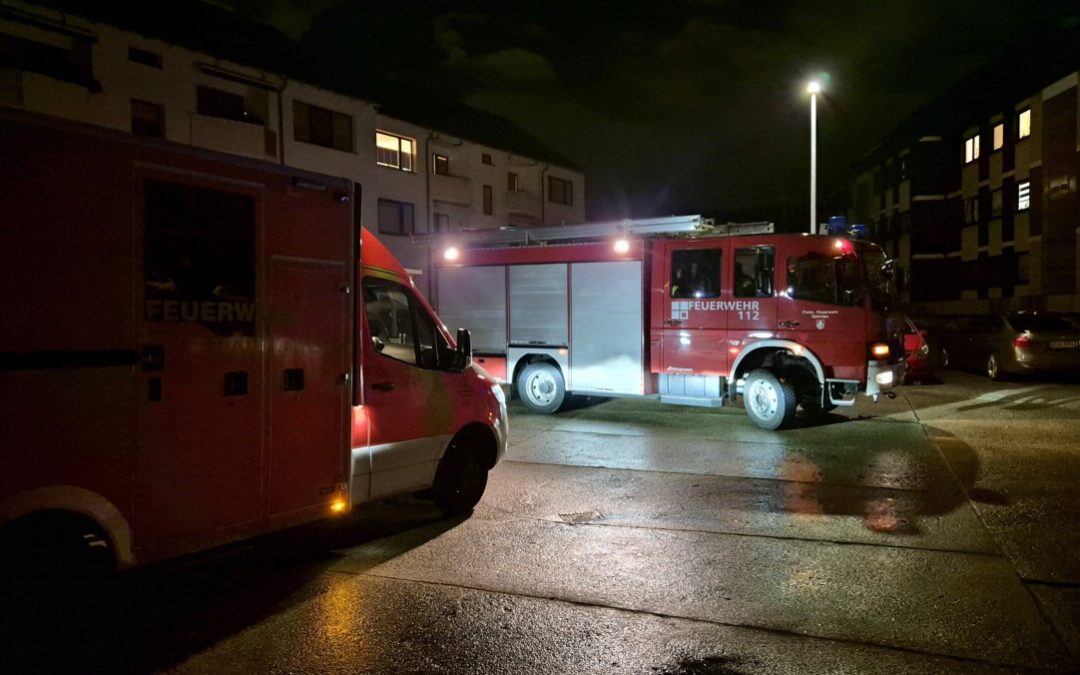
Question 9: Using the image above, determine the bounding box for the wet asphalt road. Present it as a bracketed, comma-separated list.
[5, 371, 1080, 674]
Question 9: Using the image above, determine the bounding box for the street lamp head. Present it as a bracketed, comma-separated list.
[806, 80, 822, 95]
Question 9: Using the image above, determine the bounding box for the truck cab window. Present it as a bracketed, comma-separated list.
[362, 280, 416, 365]
[670, 248, 721, 298]
[786, 252, 864, 307]
[734, 246, 774, 298]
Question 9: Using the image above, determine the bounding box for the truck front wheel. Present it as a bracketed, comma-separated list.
[743, 368, 797, 430]
[517, 362, 566, 414]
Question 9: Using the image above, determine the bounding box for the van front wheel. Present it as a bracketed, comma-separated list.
[743, 368, 798, 430]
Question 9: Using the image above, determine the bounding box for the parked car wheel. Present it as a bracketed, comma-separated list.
[517, 362, 566, 414]
[987, 353, 1006, 381]
[743, 368, 797, 430]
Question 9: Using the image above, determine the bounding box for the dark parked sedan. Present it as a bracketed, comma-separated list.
[938, 312, 1080, 380]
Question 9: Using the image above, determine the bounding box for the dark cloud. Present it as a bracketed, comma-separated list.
[228, 0, 1078, 224]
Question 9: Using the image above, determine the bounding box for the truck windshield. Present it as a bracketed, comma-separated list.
[786, 252, 864, 307]
[859, 247, 895, 309]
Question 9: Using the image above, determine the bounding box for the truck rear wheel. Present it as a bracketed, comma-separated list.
[743, 368, 797, 430]
[517, 362, 566, 414]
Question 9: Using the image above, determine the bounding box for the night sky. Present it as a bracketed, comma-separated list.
[222, 0, 1077, 226]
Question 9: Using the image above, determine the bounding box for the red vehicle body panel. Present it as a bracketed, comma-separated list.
[0, 112, 506, 570]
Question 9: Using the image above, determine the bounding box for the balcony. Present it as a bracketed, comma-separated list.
[431, 173, 472, 206]
[189, 113, 275, 161]
[507, 189, 541, 218]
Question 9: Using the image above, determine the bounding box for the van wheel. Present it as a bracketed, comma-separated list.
[431, 440, 489, 516]
[743, 368, 797, 430]
[517, 362, 566, 414]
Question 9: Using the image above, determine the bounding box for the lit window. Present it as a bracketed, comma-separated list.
[964, 135, 980, 164]
[1017, 181, 1030, 211]
[376, 131, 415, 171]
[1017, 109, 1031, 139]
[993, 123, 1003, 151]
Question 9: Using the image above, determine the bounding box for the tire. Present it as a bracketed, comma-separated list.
[940, 348, 950, 369]
[743, 368, 798, 430]
[987, 353, 1006, 381]
[431, 442, 489, 516]
[517, 362, 566, 414]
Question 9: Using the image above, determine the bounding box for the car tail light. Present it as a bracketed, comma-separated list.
[1012, 334, 1031, 349]
[870, 342, 890, 359]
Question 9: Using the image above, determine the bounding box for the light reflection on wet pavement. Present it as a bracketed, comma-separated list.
[5, 371, 1080, 673]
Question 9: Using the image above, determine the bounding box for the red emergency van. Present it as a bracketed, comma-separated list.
[0, 111, 506, 580]
[429, 216, 905, 430]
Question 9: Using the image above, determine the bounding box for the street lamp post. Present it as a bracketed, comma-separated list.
[806, 80, 822, 235]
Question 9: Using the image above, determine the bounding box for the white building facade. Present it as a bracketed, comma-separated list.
[0, 0, 586, 293]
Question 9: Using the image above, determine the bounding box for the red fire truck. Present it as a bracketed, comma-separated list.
[0, 111, 506, 581]
[428, 216, 905, 430]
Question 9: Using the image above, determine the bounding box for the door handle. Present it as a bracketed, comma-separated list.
[664, 319, 683, 326]
[779, 320, 801, 328]
[371, 382, 395, 392]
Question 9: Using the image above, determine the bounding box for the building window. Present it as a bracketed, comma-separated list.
[377, 199, 415, 236]
[433, 153, 450, 176]
[964, 197, 979, 224]
[964, 134, 980, 164]
[991, 189, 1003, 217]
[482, 153, 493, 165]
[434, 212, 450, 232]
[1017, 180, 1031, 212]
[992, 123, 1004, 151]
[0, 32, 97, 90]
[1017, 109, 1031, 140]
[507, 172, 519, 192]
[483, 185, 493, 215]
[548, 176, 573, 206]
[197, 86, 264, 125]
[375, 131, 415, 171]
[131, 99, 163, 138]
[292, 101, 352, 152]
[128, 46, 161, 69]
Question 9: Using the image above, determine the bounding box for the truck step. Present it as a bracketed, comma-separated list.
[659, 395, 724, 408]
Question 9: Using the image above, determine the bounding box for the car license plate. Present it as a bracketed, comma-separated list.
[1050, 340, 1079, 349]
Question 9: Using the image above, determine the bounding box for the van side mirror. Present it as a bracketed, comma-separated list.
[455, 328, 472, 371]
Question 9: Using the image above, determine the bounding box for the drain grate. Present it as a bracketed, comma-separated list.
[558, 510, 603, 524]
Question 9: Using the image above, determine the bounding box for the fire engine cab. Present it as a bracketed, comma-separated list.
[428, 216, 906, 430]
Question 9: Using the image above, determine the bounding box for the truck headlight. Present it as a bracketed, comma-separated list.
[875, 371, 894, 386]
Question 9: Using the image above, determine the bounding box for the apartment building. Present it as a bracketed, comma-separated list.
[0, 0, 585, 294]
[847, 21, 1079, 313]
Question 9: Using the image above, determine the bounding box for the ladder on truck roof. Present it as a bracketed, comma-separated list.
[414, 215, 774, 249]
